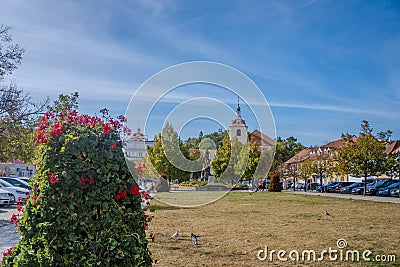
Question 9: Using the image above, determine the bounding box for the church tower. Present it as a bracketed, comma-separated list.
[229, 99, 248, 144]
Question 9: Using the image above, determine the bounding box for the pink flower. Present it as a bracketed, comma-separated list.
[111, 143, 117, 149]
[89, 175, 93, 185]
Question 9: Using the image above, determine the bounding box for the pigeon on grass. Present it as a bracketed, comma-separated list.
[150, 232, 155, 242]
[171, 230, 179, 240]
[191, 233, 199, 245]
[325, 210, 331, 216]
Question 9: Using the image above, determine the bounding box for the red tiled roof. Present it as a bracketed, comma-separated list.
[285, 148, 313, 164]
[385, 140, 400, 154]
[248, 129, 277, 146]
[284, 137, 358, 165]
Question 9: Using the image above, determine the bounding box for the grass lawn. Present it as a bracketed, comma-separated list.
[155, 191, 229, 207]
[146, 192, 400, 266]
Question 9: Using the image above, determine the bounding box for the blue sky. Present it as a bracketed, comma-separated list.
[1, 0, 399, 146]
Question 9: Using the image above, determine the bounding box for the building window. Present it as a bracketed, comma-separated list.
[236, 129, 241, 136]
[139, 152, 143, 157]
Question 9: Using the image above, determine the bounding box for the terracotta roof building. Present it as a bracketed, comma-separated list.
[248, 129, 277, 148]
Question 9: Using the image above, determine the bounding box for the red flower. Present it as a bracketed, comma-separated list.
[111, 143, 117, 149]
[115, 189, 127, 200]
[17, 202, 23, 212]
[109, 119, 121, 129]
[36, 130, 48, 144]
[10, 213, 19, 226]
[2, 246, 14, 257]
[49, 173, 59, 183]
[50, 122, 66, 137]
[89, 175, 93, 185]
[123, 127, 132, 136]
[80, 175, 85, 186]
[130, 184, 140, 196]
[102, 123, 112, 135]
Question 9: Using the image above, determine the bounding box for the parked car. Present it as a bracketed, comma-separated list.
[317, 182, 338, 192]
[0, 177, 31, 190]
[377, 182, 400, 197]
[0, 188, 15, 207]
[326, 182, 354, 193]
[0, 179, 30, 203]
[390, 188, 399, 197]
[351, 182, 374, 195]
[365, 179, 396, 196]
[340, 182, 364, 194]
[18, 177, 31, 183]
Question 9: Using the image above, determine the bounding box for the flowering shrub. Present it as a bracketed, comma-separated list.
[2, 108, 152, 266]
[175, 181, 208, 187]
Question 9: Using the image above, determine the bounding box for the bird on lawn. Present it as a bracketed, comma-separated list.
[325, 210, 331, 216]
[150, 232, 155, 242]
[191, 233, 198, 245]
[171, 230, 179, 240]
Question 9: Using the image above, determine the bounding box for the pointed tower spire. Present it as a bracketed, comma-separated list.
[236, 97, 241, 117]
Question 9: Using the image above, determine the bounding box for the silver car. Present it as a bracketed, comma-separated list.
[0, 188, 14, 206]
[0, 179, 29, 203]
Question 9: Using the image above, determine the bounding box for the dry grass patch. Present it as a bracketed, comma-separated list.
[146, 192, 400, 266]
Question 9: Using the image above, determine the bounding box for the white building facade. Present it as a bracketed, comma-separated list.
[123, 128, 154, 161]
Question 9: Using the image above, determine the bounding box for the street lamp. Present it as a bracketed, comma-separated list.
[292, 163, 297, 191]
[317, 148, 324, 192]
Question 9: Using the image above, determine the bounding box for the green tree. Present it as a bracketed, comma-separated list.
[0, 25, 24, 78]
[271, 136, 304, 174]
[0, 26, 48, 162]
[185, 130, 227, 149]
[146, 123, 190, 182]
[47, 91, 79, 114]
[211, 136, 241, 182]
[336, 121, 393, 195]
[235, 142, 261, 181]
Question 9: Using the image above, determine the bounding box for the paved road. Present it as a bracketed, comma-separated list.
[0, 224, 19, 261]
[284, 190, 400, 203]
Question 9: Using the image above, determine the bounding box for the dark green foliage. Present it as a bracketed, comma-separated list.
[2, 109, 152, 266]
[268, 173, 281, 192]
[185, 131, 227, 149]
[270, 136, 304, 174]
